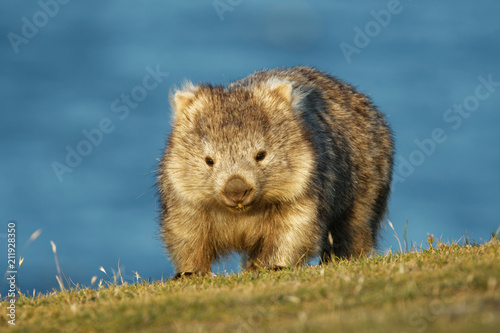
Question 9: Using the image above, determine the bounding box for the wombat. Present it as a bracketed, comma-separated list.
[157, 66, 394, 277]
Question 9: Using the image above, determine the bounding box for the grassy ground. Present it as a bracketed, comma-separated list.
[1, 238, 499, 333]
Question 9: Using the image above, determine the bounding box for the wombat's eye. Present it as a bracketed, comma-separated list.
[255, 151, 266, 162]
[205, 156, 214, 166]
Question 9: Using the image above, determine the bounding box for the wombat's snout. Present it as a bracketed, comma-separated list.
[223, 176, 254, 207]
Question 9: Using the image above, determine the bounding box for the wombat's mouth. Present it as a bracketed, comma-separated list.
[234, 203, 246, 212]
[223, 202, 254, 213]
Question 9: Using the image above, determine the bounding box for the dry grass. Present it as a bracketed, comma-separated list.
[1, 236, 499, 332]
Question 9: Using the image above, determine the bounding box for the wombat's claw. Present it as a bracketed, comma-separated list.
[174, 272, 195, 279]
[173, 272, 216, 280]
[236, 203, 245, 212]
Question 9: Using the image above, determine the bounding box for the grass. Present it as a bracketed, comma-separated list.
[1, 238, 499, 332]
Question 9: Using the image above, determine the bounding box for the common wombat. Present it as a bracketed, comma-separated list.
[158, 66, 394, 277]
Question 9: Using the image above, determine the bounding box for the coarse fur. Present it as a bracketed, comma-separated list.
[157, 66, 394, 276]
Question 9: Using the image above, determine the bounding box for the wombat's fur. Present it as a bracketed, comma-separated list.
[158, 66, 394, 277]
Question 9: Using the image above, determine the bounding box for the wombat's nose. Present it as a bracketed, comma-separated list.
[224, 177, 251, 204]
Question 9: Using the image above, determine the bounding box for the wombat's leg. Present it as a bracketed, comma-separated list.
[170, 247, 213, 277]
[344, 201, 377, 258]
[245, 236, 314, 271]
[166, 230, 214, 277]
[244, 202, 319, 271]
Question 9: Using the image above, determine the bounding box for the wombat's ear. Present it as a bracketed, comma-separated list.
[264, 78, 304, 111]
[169, 80, 198, 116]
[265, 78, 293, 104]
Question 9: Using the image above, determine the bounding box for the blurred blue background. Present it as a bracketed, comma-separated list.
[1, 0, 499, 294]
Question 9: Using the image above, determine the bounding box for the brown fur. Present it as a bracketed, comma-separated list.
[157, 66, 394, 276]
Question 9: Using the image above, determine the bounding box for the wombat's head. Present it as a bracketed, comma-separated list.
[161, 78, 315, 213]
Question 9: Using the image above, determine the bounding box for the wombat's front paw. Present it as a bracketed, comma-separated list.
[247, 262, 288, 272]
[270, 266, 287, 271]
[173, 272, 215, 280]
[174, 272, 196, 279]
